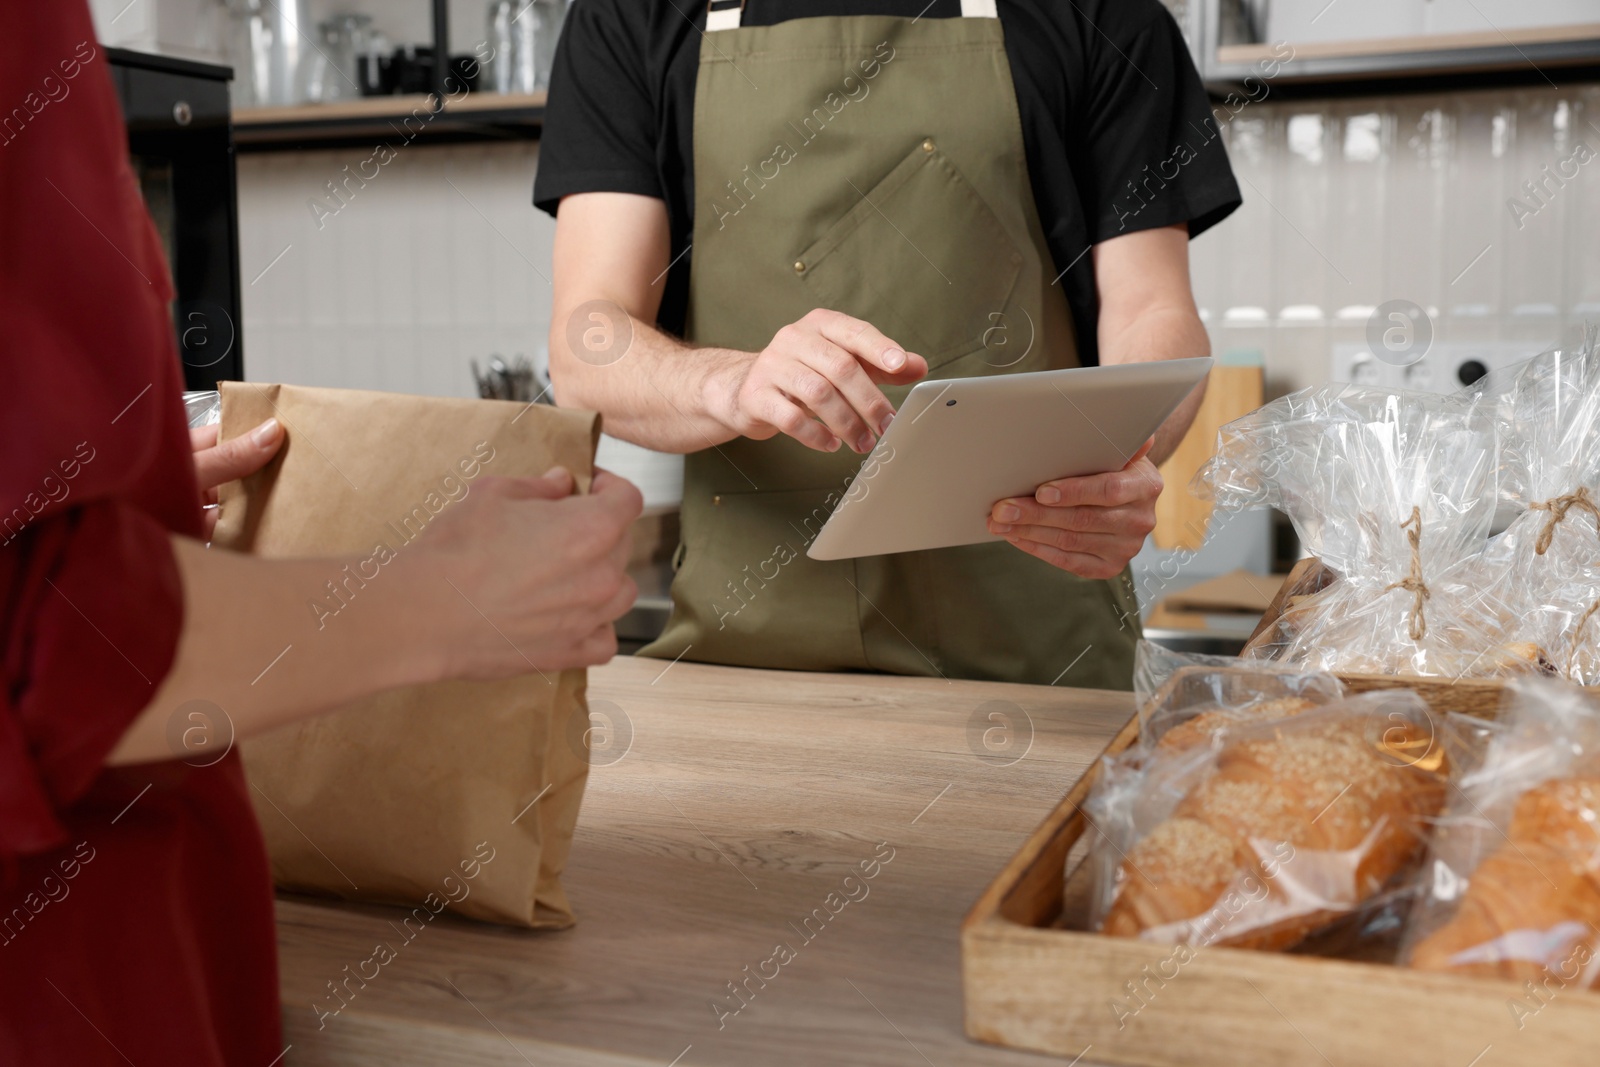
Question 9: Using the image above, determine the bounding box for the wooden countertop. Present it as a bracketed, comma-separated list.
[274, 656, 1133, 1065]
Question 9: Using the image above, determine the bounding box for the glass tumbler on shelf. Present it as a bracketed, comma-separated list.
[225, 0, 262, 109]
[485, 0, 569, 94]
[530, 0, 569, 93]
[306, 13, 372, 104]
[359, 31, 393, 96]
[485, 0, 518, 94]
[510, 0, 539, 93]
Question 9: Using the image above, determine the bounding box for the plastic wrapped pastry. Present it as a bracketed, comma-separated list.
[1088, 688, 1447, 951]
[1132, 640, 1346, 753]
[1403, 677, 1600, 985]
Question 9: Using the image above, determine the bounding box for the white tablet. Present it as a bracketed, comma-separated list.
[806, 357, 1213, 560]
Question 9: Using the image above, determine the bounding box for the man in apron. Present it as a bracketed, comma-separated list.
[535, 0, 1240, 687]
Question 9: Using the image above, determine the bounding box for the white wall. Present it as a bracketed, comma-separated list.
[89, 0, 231, 65]
[1195, 82, 1600, 397]
[238, 140, 553, 399]
[236, 139, 685, 505]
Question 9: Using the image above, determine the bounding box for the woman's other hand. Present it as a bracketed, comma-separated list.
[190, 418, 284, 538]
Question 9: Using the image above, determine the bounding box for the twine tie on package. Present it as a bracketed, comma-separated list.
[1384, 506, 1431, 642]
[1568, 597, 1600, 676]
[1528, 485, 1600, 556]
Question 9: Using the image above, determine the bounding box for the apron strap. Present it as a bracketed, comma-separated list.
[704, 0, 999, 31]
[706, 0, 745, 31]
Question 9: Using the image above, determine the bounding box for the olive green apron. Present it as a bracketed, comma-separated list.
[638, 1, 1141, 688]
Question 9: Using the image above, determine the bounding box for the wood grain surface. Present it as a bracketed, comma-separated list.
[1151, 365, 1262, 552]
[273, 655, 1134, 1066]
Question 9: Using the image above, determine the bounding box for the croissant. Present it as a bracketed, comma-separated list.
[1408, 777, 1600, 983]
[1103, 718, 1446, 950]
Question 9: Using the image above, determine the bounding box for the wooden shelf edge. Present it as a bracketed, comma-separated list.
[233, 91, 547, 127]
[1218, 22, 1600, 66]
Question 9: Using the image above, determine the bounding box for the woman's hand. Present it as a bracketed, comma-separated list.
[190, 418, 284, 538]
[412, 467, 643, 676]
[110, 465, 642, 765]
[986, 439, 1161, 580]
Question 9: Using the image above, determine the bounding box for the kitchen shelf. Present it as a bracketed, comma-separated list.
[232, 91, 545, 152]
[1202, 11, 1600, 96]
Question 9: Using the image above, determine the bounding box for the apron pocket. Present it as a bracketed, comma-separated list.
[795, 140, 1024, 370]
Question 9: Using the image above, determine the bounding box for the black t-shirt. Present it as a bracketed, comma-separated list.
[533, 0, 1240, 366]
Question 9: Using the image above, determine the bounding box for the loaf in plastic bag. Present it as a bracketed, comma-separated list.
[1196, 384, 1537, 677]
[1403, 677, 1600, 986]
[1088, 685, 1447, 951]
[1461, 329, 1600, 683]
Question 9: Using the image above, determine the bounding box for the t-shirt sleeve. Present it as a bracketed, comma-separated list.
[1072, 1, 1241, 244]
[533, 0, 663, 215]
[0, 3, 195, 861]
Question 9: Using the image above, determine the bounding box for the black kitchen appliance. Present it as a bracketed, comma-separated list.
[108, 48, 243, 390]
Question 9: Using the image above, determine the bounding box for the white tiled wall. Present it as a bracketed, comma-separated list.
[1195, 82, 1600, 396]
[238, 141, 554, 400]
[236, 140, 689, 505]
[89, 0, 231, 65]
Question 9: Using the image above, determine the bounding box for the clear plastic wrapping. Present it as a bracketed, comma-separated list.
[1402, 677, 1600, 986]
[1196, 384, 1531, 677]
[1461, 329, 1600, 683]
[1087, 681, 1448, 951]
[1132, 640, 1347, 752]
[183, 390, 221, 430]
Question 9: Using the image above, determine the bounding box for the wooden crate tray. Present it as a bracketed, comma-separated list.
[961, 670, 1600, 1065]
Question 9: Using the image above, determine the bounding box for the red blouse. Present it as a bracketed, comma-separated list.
[0, 5, 280, 1063]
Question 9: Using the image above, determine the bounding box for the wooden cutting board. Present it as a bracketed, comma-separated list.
[1152, 364, 1263, 551]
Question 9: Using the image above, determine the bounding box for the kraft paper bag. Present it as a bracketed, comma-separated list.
[213, 382, 600, 928]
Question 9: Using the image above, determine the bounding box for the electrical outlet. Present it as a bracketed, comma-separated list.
[1330, 340, 1550, 394]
